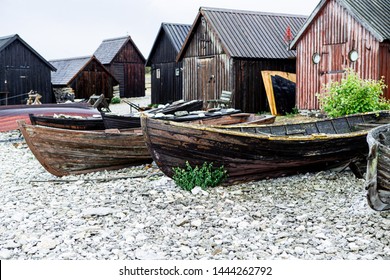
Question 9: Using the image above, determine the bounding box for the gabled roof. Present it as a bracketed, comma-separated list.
[50, 56, 118, 85]
[0, 34, 56, 71]
[94, 35, 146, 64]
[177, 7, 307, 60]
[146, 22, 191, 66]
[290, 0, 390, 48]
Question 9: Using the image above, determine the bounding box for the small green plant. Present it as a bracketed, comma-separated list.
[317, 69, 390, 117]
[285, 107, 299, 117]
[172, 161, 227, 191]
[111, 96, 121, 104]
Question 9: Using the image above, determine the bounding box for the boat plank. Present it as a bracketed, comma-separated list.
[18, 121, 152, 176]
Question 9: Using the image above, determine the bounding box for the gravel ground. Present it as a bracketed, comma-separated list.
[1, 127, 390, 260]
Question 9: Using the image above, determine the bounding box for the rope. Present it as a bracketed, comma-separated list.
[0, 92, 29, 103]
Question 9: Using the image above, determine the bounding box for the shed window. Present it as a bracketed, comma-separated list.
[156, 69, 160, 79]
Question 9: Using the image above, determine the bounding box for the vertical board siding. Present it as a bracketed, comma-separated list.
[100, 40, 145, 98]
[296, 0, 383, 110]
[115, 42, 145, 98]
[151, 62, 183, 104]
[234, 59, 296, 113]
[182, 14, 298, 113]
[379, 43, 390, 99]
[148, 25, 189, 104]
[70, 60, 115, 100]
[0, 40, 53, 105]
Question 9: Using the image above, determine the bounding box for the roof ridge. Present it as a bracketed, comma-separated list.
[101, 36, 130, 42]
[200, 6, 308, 18]
[162, 22, 191, 26]
[49, 55, 92, 62]
[0, 34, 18, 40]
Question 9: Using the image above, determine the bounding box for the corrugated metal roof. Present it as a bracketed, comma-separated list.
[342, 0, 390, 41]
[179, 7, 307, 59]
[94, 35, 146, 64]
[50, 56, 91, 85]
[162, 23, 192, 53]
[0, 34, 56, 71]
[291, 0, 390, 48]
[146, 22, 191, 66]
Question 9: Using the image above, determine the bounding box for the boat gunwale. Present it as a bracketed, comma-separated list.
[141, 111, 389, 141]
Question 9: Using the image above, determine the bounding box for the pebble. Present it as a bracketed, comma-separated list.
[1, 130, 390, 260]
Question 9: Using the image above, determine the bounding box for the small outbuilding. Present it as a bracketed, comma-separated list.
[177, 7, 307, 113]
[290, 0, 390, 110]
[94, 36, 146, 98]
[0, 34, 56, 105]
[50, 56, 118, 100]
[146, 23, 191, 104]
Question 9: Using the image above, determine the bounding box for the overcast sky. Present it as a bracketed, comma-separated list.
[1, 0, 319, 60]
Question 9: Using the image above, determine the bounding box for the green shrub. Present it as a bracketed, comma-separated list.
[111, 96, 121, 104]
[317, 69, 390, 117]
[172, 161, 227, 191]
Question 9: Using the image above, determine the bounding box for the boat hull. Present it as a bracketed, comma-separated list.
[0, 103, 98, 132]
[366, 124, 390, 211]
[141, 111, 390, 184]
[18, 121, 152, 176]
[103, 110, 274, 129]
[29, 114, 105, 130]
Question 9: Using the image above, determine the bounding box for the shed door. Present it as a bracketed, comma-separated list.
[197, 57, 216, 102]
[320, 44, 346, 91]
[6, 67, 31, 105]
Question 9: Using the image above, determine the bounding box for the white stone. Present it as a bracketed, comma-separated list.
[81, 207, 116, 217]
[0, 249, 13, 259]
[191, 219, 202, 227]
[36, 238, 59, 250]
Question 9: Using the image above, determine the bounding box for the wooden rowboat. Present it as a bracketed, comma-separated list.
[29, 114, 105, 130]
[17, 120, 152, 176]
[102, 110, 275, 129]
[366, 124, 390, 211]
[189, 113, 275, 126]
[141, 111, 390, 185]
[0, 103, 98, 132]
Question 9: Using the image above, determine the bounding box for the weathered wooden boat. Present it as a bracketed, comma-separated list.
[366, 124, 390, 211]
[17, 120, 152, 176]
[0, 103, 98, 132]
[101, 112, 143, 129]
[261, 71, 296, 115]
[141, 111, 390, 185]
[189, 112, 276, 126]
[29, 114, 105, 130]
[102, 110, 275, 129]
[153, 99, 203, 114]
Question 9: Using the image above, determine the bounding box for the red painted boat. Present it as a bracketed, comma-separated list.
[0, 103, 99, 132]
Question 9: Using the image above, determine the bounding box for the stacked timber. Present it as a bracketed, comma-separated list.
[53, 87, 75, 103]
[113, 85, 120, 97]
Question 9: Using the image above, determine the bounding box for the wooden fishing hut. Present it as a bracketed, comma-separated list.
[50, 56, 118, 100]
[94, 36, 146, 98]
[0, 34, 55, 105]
[146, 23, 191, 104]
[290, 0, 390, 110]
[177, 7, 307, 113]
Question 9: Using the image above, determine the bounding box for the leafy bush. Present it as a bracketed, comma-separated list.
[172, 161, 227, 191]
[318, 69, 390, 117]
[111, 96, 121, 104]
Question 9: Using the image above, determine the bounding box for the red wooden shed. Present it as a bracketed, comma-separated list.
[290, 0, 390, 110]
